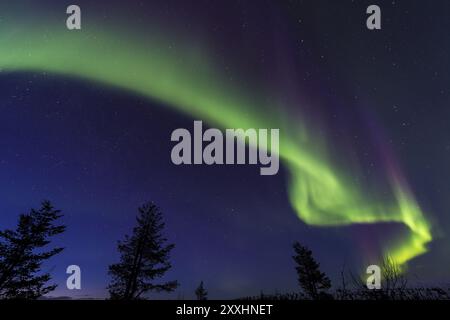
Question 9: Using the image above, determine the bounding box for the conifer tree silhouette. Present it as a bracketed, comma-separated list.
[108, 202, 178, 300]
[195, 281, 208, 300]
[0, 201, 66, 299]
[292, 242, 332, 300]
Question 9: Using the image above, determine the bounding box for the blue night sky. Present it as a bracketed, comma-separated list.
[1, 0, 450, 299]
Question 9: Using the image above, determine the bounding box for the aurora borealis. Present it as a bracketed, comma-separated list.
[0, 0, 448, 298]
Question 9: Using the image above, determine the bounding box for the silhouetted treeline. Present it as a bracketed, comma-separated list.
[1, 200, 450, 301]
[240, 243, 450, 301]
[238, 288, 450, 301]
[0, 200, 180, 300]
[239, 291, 307, 301]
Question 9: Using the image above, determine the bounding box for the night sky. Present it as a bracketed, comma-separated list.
[0, 0, 450, 299]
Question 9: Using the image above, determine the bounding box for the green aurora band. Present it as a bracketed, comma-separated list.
[0, 18, 432, 267]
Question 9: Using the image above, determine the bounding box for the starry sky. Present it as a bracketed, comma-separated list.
[0, 0, 450, 299]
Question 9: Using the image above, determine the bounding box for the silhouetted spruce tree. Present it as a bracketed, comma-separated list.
[0, 201, 66, 299]
[108, 202, 178, 300]
[195, 281, 208, 300]
[292, 242, 332, 300]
